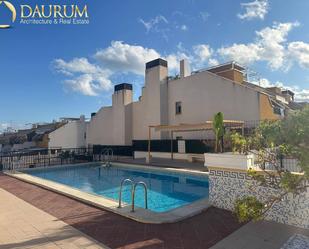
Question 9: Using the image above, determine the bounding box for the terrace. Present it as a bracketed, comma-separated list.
[1, 110, 309, 249]
[1, 161, 308, 249]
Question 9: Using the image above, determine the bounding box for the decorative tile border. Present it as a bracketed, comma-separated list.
[209, 169, 251, 180]
[209, 168, 309, 229]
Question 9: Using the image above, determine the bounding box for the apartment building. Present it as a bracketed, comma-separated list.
[86, 58, 292, 147]
[48, 58, 298, 152]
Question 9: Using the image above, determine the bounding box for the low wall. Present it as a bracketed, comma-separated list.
[134, 151, 188, 160]
[209, 167, 309, 229]
[93, 145, 133, 156]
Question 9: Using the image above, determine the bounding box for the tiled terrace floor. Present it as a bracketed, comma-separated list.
[0, 188, 108, 249]
[0, 173, 242, 249]
[211, 220, 309, 249]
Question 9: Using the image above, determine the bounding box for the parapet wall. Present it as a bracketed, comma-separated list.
[208, 167, 309, 229]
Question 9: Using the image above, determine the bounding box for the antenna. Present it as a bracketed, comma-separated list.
[244, 66, 260, 85]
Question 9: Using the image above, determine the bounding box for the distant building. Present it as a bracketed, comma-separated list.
[0, 122, 63, 153]
[48, 116, 87, 149]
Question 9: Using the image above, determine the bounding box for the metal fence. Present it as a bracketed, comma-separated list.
[0, 148, 98, 171]
[254, 156, 302, 173]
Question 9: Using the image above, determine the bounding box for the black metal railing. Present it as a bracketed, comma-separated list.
[0, 148, 98, 171]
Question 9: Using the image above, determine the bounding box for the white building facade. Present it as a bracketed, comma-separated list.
[49, 58, 292, 151]
[86, 58, 285, 147]
[48, 116, 87, 149]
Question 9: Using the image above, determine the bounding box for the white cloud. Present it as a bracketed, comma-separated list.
[208, 58, 220, 66]
[53, 58, 112, 96]
[94, 41, 192, 74]
[193, 44, 212, 61]
[192, 44, 217, 67]
[218, 22, 299, 70]
[165, 52, 191, 73]
[94, 41, 160, 75]
[139, 15, 168, 33]
[238, 0, 269, 20]
[139, 15, 170, 41]
[54, 41, 190, 95]
[293, 88, 309, 102]
[258, 78, 276, 88]
[257, 22, 299, 69]
[54, 58, 102, 75]
[218, 43, 260, 65]
[288, 41, 309, 69]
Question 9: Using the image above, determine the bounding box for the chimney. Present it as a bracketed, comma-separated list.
[145, 58, 168, 86]
[144, 58, 168, 139]
[113, 83, 133, 106]
[180, 59, 191, 78]
[146, 58, 168, 71]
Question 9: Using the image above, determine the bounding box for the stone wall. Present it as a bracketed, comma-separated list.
[209, 167, 309, 229]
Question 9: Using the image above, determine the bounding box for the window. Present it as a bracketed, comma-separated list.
[273, 106, 281, 115]
[175, 101, 182, 115]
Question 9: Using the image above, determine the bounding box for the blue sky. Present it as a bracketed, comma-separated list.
[1, 0, 309, 131]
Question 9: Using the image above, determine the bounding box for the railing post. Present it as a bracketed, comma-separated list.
[118, 178, 134, 208]
[131, 182, 148, 212]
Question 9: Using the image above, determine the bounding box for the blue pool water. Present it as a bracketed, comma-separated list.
[23, 164, 209, 212]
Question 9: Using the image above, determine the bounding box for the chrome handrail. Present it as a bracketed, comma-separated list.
[131, 181, 148, 212]
[101, 148, 114, 166]
[118, 178, 134, 208]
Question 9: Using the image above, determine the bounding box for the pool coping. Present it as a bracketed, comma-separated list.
[4, 162, 210, 224]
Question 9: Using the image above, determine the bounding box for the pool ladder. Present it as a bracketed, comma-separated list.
[118, 178, 148, 212]
[101, 148, 113, 167]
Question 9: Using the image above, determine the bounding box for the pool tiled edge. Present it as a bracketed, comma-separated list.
[4, 163, 210, 224]
[113, 161, 209, 178]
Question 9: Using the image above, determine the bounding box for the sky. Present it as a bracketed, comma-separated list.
[0, 0, 309, 131]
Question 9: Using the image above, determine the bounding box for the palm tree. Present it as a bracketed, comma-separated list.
[213, 112, 224, 153]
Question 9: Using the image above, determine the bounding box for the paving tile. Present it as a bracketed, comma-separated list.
[0, 187, 108, 249]
[210, 220, 309, 249]
[0, 173, 244, 249]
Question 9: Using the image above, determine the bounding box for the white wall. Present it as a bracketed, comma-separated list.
[167, 71, 261, 139]
[132, 65, 168, 140]
[49, 118, 87, 149]
[87, 106, 114, 146]
[86, 88, 133, 146]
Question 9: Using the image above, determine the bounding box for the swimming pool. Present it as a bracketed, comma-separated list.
[22, 164, 209, 213]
